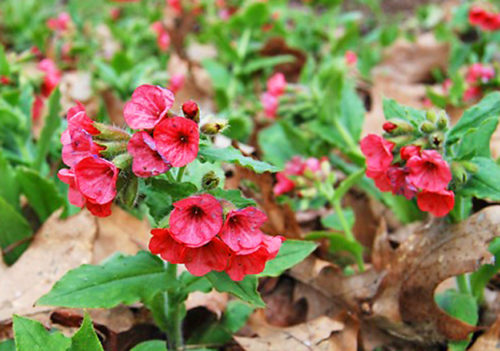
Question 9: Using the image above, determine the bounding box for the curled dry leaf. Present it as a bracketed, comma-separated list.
[292, 206, 500, 344]
[236, 315, 345, 351]
[468, 315, 500, 351]
[0, 210, 97, 321]
[185, 290, 228, 318]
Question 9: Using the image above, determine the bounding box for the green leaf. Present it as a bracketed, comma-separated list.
[209, 188, 256, 208]
[321, 209, 355, 231]
[340, 82, 365, 142]
[16, 167, 64, 222]
[0, 151, 19, 209]
[458, 157, 500, 201]
[69, 313, 104, 351]
[471, 238, 500, 301]
[259, 240, 317, 277]
[258, 123, 302, 168]
[0, 196, 32, 265]
[199, 145, 279, 173]
[13, 315, 71, 351]
[306, 231, 363, 258]
[188, 300, 254, 345]
[38, 251, 172, 308]
[0, 45, 10, 76]
[447, 92, 500, 145]
[382, 98, 426, 127]
[201, 59, 230, 90]
[206, 272, 265, 307]
[454, 118, 498, 159]
[34, 88, 61, 170]
[241, 55, 295, 75]
[0, 340, 15, 351]
[131, 341, 166, 351]
[333, 168, 365, 202]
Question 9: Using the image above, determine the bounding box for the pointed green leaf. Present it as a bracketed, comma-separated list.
[0, 196, 32, 265]
[13, 315, 70, 351]
[34, 88, 61, 170]
[38, 251, 172, 308]
[259, 240, 317, 277]
[459, 157, 500, 201]
[209, 189, 256, 208]
[206, 272, 265, 307]
[131, 341, 167, 351]
[69, 313, 104, 351]
[0, 340, 15, 351]
[199, 145, 279, 173]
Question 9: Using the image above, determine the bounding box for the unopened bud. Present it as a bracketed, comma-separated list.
[121, 175, 139, 207]
[426, 110, 437, 123]
[202, 171, 220, 190]
[182, 100, 200, 123]
[451, 162, 468, 184]
[299, 187, 317, 198]
[386, 134, 413, 147]
[429, 132, 444, 147]
[437, 111, 449, 130]
[94, 122, 131, 141]
[383, 122, 398, 133]
[97, 141, 128, 158]
[112, 153, 132, 170]
[420, 121, 436, 133]
[201, 120, 228, 135]
[462, 161, 479, 173]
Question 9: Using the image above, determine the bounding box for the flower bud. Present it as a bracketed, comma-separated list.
[112, 153, 133, 170]
[182, 100, 200, 123]
[462, 161, 479, 174]
[94, 122, 131, 141]
[426, 110, 437, 123]
[298, 187, 317, 198]
[383, 119, 414, 135]
[437, 111, 449, 130]
[96, 141, 128, 158]
[201, 120, 228, 135]
[383, 122, 397, 133]
[121, 175, 139, 207]
[429, 132, 444, 147]
[420, 121, 436, 133]
[202, 171, 220, 190]
[451, 162, 468, 185]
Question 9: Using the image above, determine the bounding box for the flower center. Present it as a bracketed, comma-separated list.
[190, 206, 202, 217]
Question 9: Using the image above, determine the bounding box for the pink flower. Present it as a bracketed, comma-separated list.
[360, 134, 395, 172]
[38, 59, 61, 97]
[62, 128, 103, 167]
[123, 85, 175, 130]
[304, 157, 321, 173]
[66, 102, 99, 135]
[127, 131, 171, 177]
[154, 116, 199, 167]
[383, 122, 397, 133]
[168, 74, 185, 94]
[261, 92, 279, 119]
[417, 189, 455, 217]
[442, 79, 452, 93]
[151, 21, 170, 52]
[387, 166, 417, 200]
[225, 235, 283, 281]
[466, 63, 495, 84]
[74, 156, 119, 205]
[345, 50, 357, 65]
[182, 100, 199, 121]
[407, 150, 451, 192]
[273, 172, 295, 195]
[267, 73, 286, 96]
[57, 168, 85, 207]
[169, 194, 223, 247]
[400, 145, 421, 160]
[219, 207, 267, 254]
[285, 156, 306, 176]
[469, 6, 487, 26]
[366, 168, 392, 192]
[47, 12, 71, 32]
[32, 95, 45, 121]
[184, 238, 231, 276]
[464, 86, 482, 101]
[167, 0, 183, 14]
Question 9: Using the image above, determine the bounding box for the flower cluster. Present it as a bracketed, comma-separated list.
[469, 6, 500, 31]
[151, 21, 170, 52]
[47, 12, 71, 33]
[273, 156, 330, 197]
[361, 116, 455, 217]
[33, 58, 62, 120]
[58, 84, 201, 216]
[149, 194, 284, 280]
[464, 63, 496, 101]
[260, 72, 287, 119]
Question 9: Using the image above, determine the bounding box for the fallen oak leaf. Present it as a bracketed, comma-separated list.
[468, 315, 500, 351]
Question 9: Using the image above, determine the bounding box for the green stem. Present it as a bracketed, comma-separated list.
[456, 274, 471, 295]
[166, 171, 175, 183]
[164, 262, 184, 351]
[176, 166, 186, 182]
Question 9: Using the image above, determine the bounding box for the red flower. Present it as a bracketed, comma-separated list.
[149, 228, 188, 264]
[219, 207, 267, 254]
[417, 189, 455, 217]
[407, 150, 451, 192]
[184, 238, 231, 276]
[225, 235, 283, 281]
[267, 73, 286, 96]
[366, 168, 392, 192]
[154, 116, 199, 167]
[464, 85, 482, 101]
[57, 168, 85, 207]
[151, 21, 170, 52]
[479, 12, 500, 31]
[168, 74, 185, 94]
[387, 166, 417, 200]
[66, 102, 99, 135]
[38, 59, 61, 97]
[285, 156, 306, 176]
[344, 50, 357, 65]
[383, 122, 397, 133]
[466, 63, 495, 84]
[469, 6, 487, 26]
[360, 134, 395, 171]
[62, 128, 103, 167]
[47, 12, 71, 32]
[400, 145, 421, 160]
[273, 172, 295, 195]
[128, 131, 172, 177]
[261, 92, 279, 119]
[123, 85, 175, 130]
[182, 100, 199, 121]
[74, 156, 119, 205]
[169, 194, 223, 247]
[167, 0, 183, 14]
